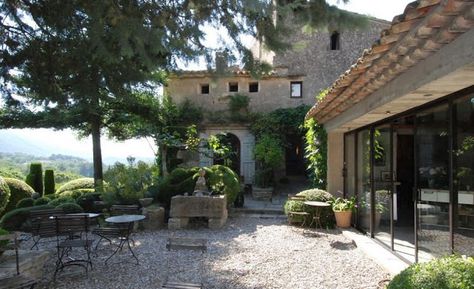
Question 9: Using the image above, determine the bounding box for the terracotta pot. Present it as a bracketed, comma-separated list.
[334, 210, 352, 228]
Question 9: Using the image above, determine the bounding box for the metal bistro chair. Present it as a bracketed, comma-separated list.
[53, 215, 93, 280]
[0, 233, 38, 289]
[92, 205, 140, 251]
[29, 208, 64, 250]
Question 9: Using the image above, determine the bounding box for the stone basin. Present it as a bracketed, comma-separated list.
[169, 195, 228, 229]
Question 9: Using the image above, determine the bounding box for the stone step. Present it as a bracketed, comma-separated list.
[230, 212, 287, 220]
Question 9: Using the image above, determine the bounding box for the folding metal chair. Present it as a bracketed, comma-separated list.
[29, 208, 64, 250]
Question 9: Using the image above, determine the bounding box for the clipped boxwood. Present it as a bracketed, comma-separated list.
[76, 193, 101, 213]
[56, 178, 95, 194]
[4, 178, 35, 214]
[0, 204, 54, 231]
[55, 203, 83, 214]
[388, 255, 474, 289]
[16, 198, 35, 209]
[206, 165, 240, 204]
[0, 177, 11, 215]
[33, 197, 51, 206]
[284, 199, 306, 223]
[48, 196, 75, 207]
[57, 189, 95, 199]
[296, 189, 332, 201]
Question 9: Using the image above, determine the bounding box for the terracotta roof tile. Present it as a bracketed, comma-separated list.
[306, 0, 474, 123]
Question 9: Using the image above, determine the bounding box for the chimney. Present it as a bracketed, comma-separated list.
[215, 51, 228, 73]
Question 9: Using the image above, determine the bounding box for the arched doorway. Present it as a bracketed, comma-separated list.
[213, 133, 241, 176]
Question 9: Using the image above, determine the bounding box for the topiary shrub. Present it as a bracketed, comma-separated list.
[3, 178, 35, 214]
[16, 198, 35, 208]
[388, 255, 474, 289]
[26, 163, 43, 196]
[0, 177, 11, 215]
[296, 189, 332, 202]
[155, 167, 200, 207]
[76, 193, 102, 212]
[56, 178, 95, 194]
[0, 204, 54, 231]
[33, 197, 51, 206]
[48, 196, 75, 207]
[57, 189, 95, 200]
[55, 203, 83, 214]
[44, 169, 55, 195]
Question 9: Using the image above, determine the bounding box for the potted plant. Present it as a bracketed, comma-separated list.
[331, 197, 356, 228]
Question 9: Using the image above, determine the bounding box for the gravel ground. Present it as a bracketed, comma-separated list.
[31, 217, 390, 289]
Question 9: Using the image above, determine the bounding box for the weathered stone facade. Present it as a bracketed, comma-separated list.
[166, 17, 389, 184]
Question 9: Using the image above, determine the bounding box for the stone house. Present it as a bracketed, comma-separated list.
[306, 1, 474, 262]
[166, 15, 389, 185]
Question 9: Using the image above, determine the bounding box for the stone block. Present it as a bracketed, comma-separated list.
[168, 217, 189, 230]
[170, 195, 227, 218]
[141, 206, 165, 230]
[208, 210, 228, 229]
[252, 187, 273, 201]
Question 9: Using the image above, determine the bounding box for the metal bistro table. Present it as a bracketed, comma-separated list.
[104, 214, 145, 265]
[304, 201, 331, 229]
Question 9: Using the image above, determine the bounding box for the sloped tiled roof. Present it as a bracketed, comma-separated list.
[307, 0, 474, 123]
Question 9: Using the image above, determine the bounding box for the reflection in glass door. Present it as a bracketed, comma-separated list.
[373, 125, 393, 248]
[415, 104, 451, 262]
[357, 129, 371, 233]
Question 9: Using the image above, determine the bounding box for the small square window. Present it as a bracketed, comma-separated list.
[201, 84, 209, 94]
[290, 81, 302, 98]
[249, 82, 259, 93]
[229, 82, 238, 92]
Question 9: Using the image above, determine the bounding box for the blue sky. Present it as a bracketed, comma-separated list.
[2, 1, 413, 162]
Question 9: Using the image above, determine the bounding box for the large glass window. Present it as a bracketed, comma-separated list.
[344, 133, 356, 198]
[453, 95, 474, 256]
[357, 129, 371, 232]
[416, 104, 450, 261]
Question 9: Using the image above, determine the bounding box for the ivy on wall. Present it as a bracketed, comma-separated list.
[304, 117, 327, 189]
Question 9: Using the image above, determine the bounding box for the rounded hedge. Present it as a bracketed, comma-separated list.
[4, 178, 35, 214]
[16, 198, 35, 209]
[56, 178, 95, 194]
[296, 189, 332, 202]
[388, 255, 474, 289]
[55, 203, 83, 214]
[57, 189, 95, 199]
[0, 204, 54, 231]
[48, 197, 75, 207]
[0, 177, 11, 215]
[206, 165, 240, 204]
[33, 197, 51, 206]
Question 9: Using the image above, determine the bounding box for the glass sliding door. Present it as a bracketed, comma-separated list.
[357, 129, 371, 232]
[344, 133, 356, 198]
[453, 95, 474, 256]
[415, 104, 451, 262]
[373, 125, 393, 248]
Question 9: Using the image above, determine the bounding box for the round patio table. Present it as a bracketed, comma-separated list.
[104, 215, 145, 265]
[304, 201, 330, 229]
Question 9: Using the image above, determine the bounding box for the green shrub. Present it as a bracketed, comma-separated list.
[16, 198, 35, 208]
[57, 189, 95, 199]
[0, 204, 54, 231]
[103, 158, 154, 205]
[3, 178, 35, 214]
[76, 193, 102, 212]
[33, 196, 51, 206]
[44, 169, 55, 195]
[56, 203, 83, 214]
[56, 178, 95, 194]
[388, 255, 474, 289]
[282, 188, 335, 228]
[206, 165, 240, 204]
[284, 200, 306, 223]
[296, 189, 332, 202]
[48, 196, 75, 207]
[0, 177, 11, 215]
[26, 163, 43, 196]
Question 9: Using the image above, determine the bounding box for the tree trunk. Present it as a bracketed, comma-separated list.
[160, 144, 168, 177]
[91, 116, 104, 190]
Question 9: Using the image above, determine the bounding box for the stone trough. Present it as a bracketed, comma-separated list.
[168, 195, 228, 230]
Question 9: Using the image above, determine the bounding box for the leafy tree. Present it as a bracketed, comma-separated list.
[0, 0, 364, 187]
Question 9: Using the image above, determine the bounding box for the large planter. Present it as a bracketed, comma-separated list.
[334, 210, 352, 228]
[252, 187, 273, 201]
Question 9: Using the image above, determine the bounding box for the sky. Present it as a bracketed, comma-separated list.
[1, 0, 413, 162]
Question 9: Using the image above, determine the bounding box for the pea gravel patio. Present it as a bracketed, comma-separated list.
[35, 217, 390, 289]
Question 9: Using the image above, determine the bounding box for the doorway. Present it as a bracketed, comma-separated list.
[213, 133, 241, 176]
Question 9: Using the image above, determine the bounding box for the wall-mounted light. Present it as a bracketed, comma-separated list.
[424, 93, 433, 97]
